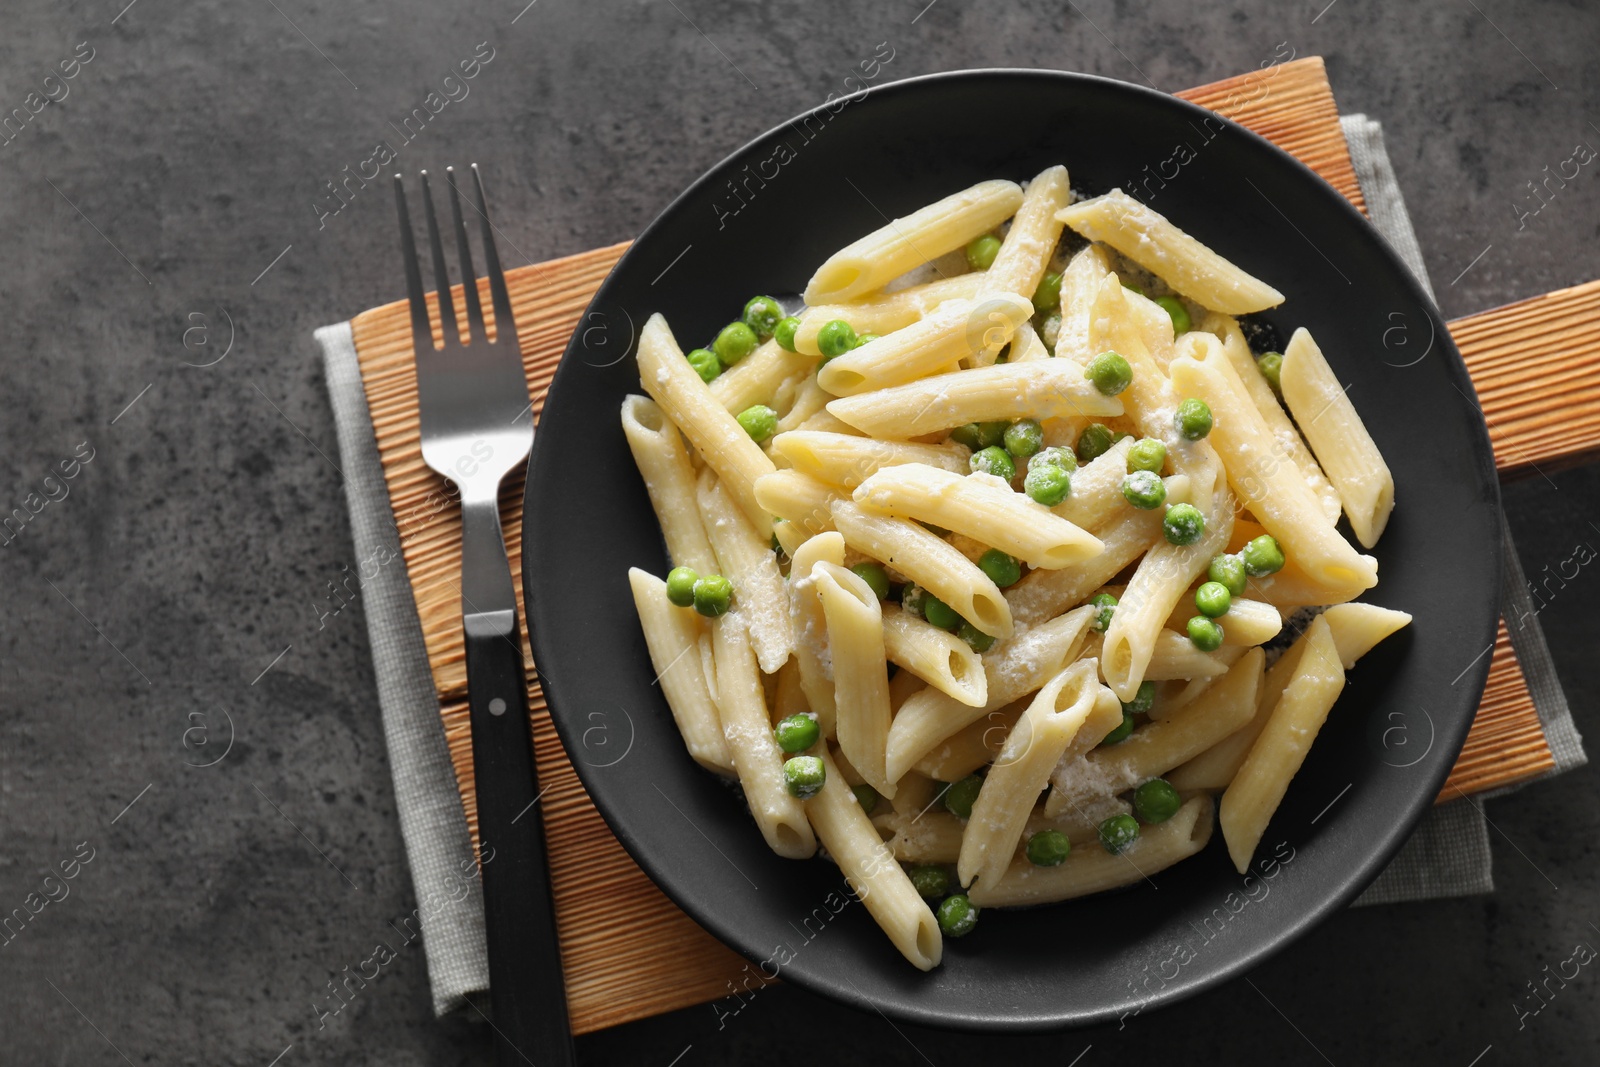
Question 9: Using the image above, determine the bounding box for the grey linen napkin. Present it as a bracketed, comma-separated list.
[313, 115, 1586, 1015]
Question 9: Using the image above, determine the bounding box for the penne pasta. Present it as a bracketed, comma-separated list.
[980, 165, 1071, 314]
[753, 468, 844, 537]
[1006, 507, 1164, 627]
[804, 179, 1024, 304]
[710, 338, 820, 415]
[787, 532, 845, 738]
[1055, 243, 1112, 363]
[792, 272, 988, 356]
[912, 700, 1025, 782]
[813, 563, 897, 799]
[772, 430, 970, 490]
[1320, 602, 1413, 669]
[1161, 596, 1283, 647]
[818, 294, 1033, 394]
[827, 359, 1124, 439]
[628, 568, 734, 774]
[1056, 190, 1284, 313]
[853, 463, 1103, 569]
[698, 470, 793, 674]
[1280, 328, 1396, 548]
[881, 604, 987, 707]
[620, 396, 718, 575]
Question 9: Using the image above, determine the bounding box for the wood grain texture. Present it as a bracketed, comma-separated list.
[345, 57, 1561, 1033]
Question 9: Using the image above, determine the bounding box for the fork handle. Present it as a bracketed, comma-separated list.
[462, 516, 575, 1065]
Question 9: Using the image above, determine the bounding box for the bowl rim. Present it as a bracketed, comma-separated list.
[523, 64, 1502, 1031]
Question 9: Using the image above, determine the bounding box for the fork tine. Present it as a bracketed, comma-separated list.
[445, 167, 486, 344]
[419, 170, 458, 346]
[393, 175, 434, 351]
[469, 164, 516, 344]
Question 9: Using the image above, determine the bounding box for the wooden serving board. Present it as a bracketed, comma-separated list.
[347, 57, 1591, 1033]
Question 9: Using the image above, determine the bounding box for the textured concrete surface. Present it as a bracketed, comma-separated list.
[0, 0, 1596, 1063]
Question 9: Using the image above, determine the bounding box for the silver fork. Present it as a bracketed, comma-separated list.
[394, 165, 575, 1067]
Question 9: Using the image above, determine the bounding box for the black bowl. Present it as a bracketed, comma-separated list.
[522, 69, 1500, 1031]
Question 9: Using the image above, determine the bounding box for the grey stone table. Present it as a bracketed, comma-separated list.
[1, 1, 1596, 1063]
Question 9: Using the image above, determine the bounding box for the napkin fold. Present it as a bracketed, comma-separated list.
[314, 114, 1585, 1016]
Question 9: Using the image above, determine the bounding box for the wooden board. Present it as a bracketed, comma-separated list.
[347, 56, 1587, 1034]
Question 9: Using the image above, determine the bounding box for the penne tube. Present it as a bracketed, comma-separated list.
[804, 179, 1024, 304]
[787, 532, 845, 738]
[698, 470, 793, 674]
[912, 700, 1025, 782]
[959, 661, 1102, 889]
[775, 375, 834, 434]
[1280, 328, 1396, 548]
[1008, 320, 1051, 362]
[1201, 313, 1341, 524]
[710, 613, 817, 859]
[807, 747, 942, 970]
[793, 273, 988, 355]
[772, 518, 808, 558]
[1140, 629, 1237, 680]
[772, 430, 970, 490]
[1319, 602, 1413, 669]
[818, 294, 1033, 394]
[1049, 648, 1263, 811]
[967, 796, 1214, 907]
[1006, 507, 1164, 627]
[1056, 190, 1284, 314]
[889, 665, 927, 711]
[1220, 617, 1346, 872]
[884, 606, 1096, 781]
[813, 563, 897, 799]
[887, 770, 938, 816]
[979, 165, 1071, 322]
[830, 499, 1012, 638]
[1169, 351, 1378, 599]
[874, 809, 966, 865]
[770, 656, 808, 724]
[1051, 436, 1135, 532]
[709, 338, 820, 415]
[827, 360, 1124, 439]
[753, 468, 844, 538]
[637, 314, 776, 536]
[1101, 463, 1235, 703]
[853, 463, 1104, 569]
[881, 604, 987, 707]
[1162, 597, 1283, 647]
[1055, 243, 1113, 363]
[620, 396, 718, 575]
[628, 568, 734, 774]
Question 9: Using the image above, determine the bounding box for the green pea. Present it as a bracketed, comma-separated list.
[1122, 680, 1156, 715]
[970, 446, 1016, 481]
[1089, 592, 1117, 633]
[957, 621, 995, 653]
[1026, 829, 1072, 867]
[1208, 553, 1248, 597]
[1076, 423, 1116, 463]
[1032, 270, 1063, 314]
[1241, 534, 1286, 577]
[736, 404, 778, 444]
[852, 332, 879, 348]
[816, 319, 857, 359]
[851, 562, 891, 600]
[773, 316, 801, 353]
[908, 864, 950, 899]
[1029, 445, 1077, 473]
[1003, 418, 1044, 458]
[783, 755, 826, 799]
[1085, 350, 1134, 396]
[1154, 295, 1191, 337]
[1025, 463, 1071, 506]
[900, 583, 928, 618]
[942, 774, 984, 819]
[976, 421, 1008, 448]
[1100, 709, 1134, 746]
[1097, 813, 1141, 854]
[1133, 779, 1182, 824]
[949, 423, 982, 450]
[936, 894, 979, 938]
[773, 713, 820, 753]
[922, 592, 961, 631]
[1126, 437, 1167, 474]
[692, 574, 733, 617]
[1195, 581, 1232, 618]
[1121, 470, 1167, 510]
[978, 549, 1022, 589]
[1257, 351, 1284, 392]
[665, 566, 698, 607]
[714, 321, 759, 365]
[742, 295, 784, 339]
[1186, 615, 1224, 652]
[852, 783, 881, 815]
[685, 347, 722, 383]
[1163, 503, 1205, 546]
[965, 233, 1002, 271]
[1175, 397, 1213, 441]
